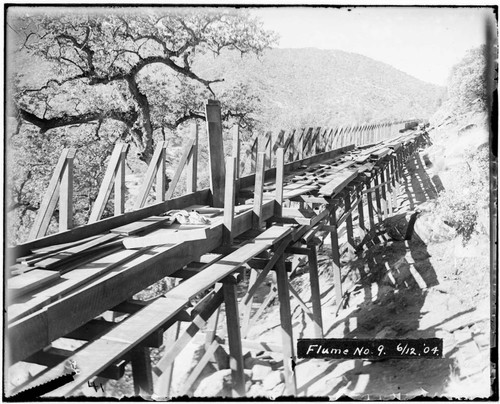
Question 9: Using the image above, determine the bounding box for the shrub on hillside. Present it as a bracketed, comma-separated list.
[436, 146, 489, 244]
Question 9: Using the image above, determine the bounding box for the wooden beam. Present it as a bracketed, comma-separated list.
[59, 151, 74, 231]
[232, 124, 240, 180]
[253, 152, 266, 229]
[223, 157, 237, 245]
[223, 282, 245, 397]
[154, 287, 224, 375]
[275, 255, 297, 396]
[329, 209, 343, 307]
[156, 147, 166, 202]
[11, 189, 210, 258]
[165, 137, 196, 200]
[186, 121, 198, 194]
[29, 148, 75, 240]
[307, 244, 323, 338]
[205, 99, 226, 207]
[114, 145, 128, 216]
[275, 148, 285, 218]
[131, 347, 154, 396]
[134, 141, 166, 209]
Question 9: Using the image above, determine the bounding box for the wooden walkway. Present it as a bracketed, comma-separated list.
[6, 101, 428, 398]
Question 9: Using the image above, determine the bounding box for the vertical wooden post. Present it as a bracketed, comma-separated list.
[344, 190, 355, 251]
[253, 152, 266, 229]
[59, 150, 75, 231]
[288, 130, 295, 162]
[356, 183, 366, 239]
[307, 244, 324, 337]
[275, 148, 285, 218]
[241, 268, 258, 338]
[275, 255, 297, 396]
[205, 99, 225, 207]
[250, 137, 258, 174]
[379, 165, 388, 218]
[186, 121, 198, 194]
[366, 187, 376, 231]
[223, 282, 246, 397]
[385, 161, 393, 215]
[329, 206, 343, 307]
[156, 146, 166, 202]
[373, 170, 383, 222]
[131, 347, 154, 396]
[265, 131, 272, 168]
[223, 157, 236, 245]
[232, 124, 240, 180]
[114, 145, 127, 216]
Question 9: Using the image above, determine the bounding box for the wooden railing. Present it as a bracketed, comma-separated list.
[25, 98, 420, 241]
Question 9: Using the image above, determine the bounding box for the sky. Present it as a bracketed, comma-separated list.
[251, 6, 494, 86]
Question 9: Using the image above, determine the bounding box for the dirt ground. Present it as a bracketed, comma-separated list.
[232, 141, 493, 399]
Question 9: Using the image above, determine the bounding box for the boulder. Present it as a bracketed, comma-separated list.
[193, 369, 253, 398]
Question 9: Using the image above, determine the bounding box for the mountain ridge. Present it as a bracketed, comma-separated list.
[193, 47, 444, 131]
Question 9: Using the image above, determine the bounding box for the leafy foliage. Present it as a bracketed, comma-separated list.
[447, 45, 488, 113]
[6, 8, 276, 243]
[436, 146, 489, 244]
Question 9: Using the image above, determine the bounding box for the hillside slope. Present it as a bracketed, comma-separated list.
[194, 48, 444, 130]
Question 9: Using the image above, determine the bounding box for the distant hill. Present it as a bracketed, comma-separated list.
[194, 48, 444, 131]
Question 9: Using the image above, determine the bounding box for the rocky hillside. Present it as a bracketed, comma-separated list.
[194, 47, 444, 130]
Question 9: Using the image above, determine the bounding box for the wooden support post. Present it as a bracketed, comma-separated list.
[344, 191, 355, 251]
[307, 244, 324, 337]
[232, 124, 240, 180]
[356, 183, 366, 239]
[59, 150, 74, 231]
[29, 148, 77, 240]
[134, 141, 166, 209]
[379, 165, 388, 218]
[241, 268, 258, 337]
[223, 157, 237, 245]
[186, 121, 198, 194]
[373, 170, 383, 222]
[205, 99, 226, 207]
[275, 148, 285, 218]
[253, 152, 266, 229]
[223, 283, 246, 397]
[329, 207, 343, 307]
[89, 144, 127, 222]
[165, 138, 196, 200]
[275, 255, 297, 396]
[366, 181, 376, 231]
[131, 347, 154, 396]
[265, 131, 272, 168]
[385, 162, 393, 215]
[114, 145, 127, 216]
[250, 137, 258, 174]
[286, 130, 295, 163]
[156, 146, 166, 202]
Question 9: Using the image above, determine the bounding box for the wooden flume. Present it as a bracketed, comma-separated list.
[6, 99, 427, 398]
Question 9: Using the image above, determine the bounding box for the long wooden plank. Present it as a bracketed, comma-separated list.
[35, 233, 119, 269]
[318, 170, 358, 197]
[8, 248, 149, 323]
[8, 269, 60, 298]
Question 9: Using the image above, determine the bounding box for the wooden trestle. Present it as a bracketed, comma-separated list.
[6, 101, 427, 398]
